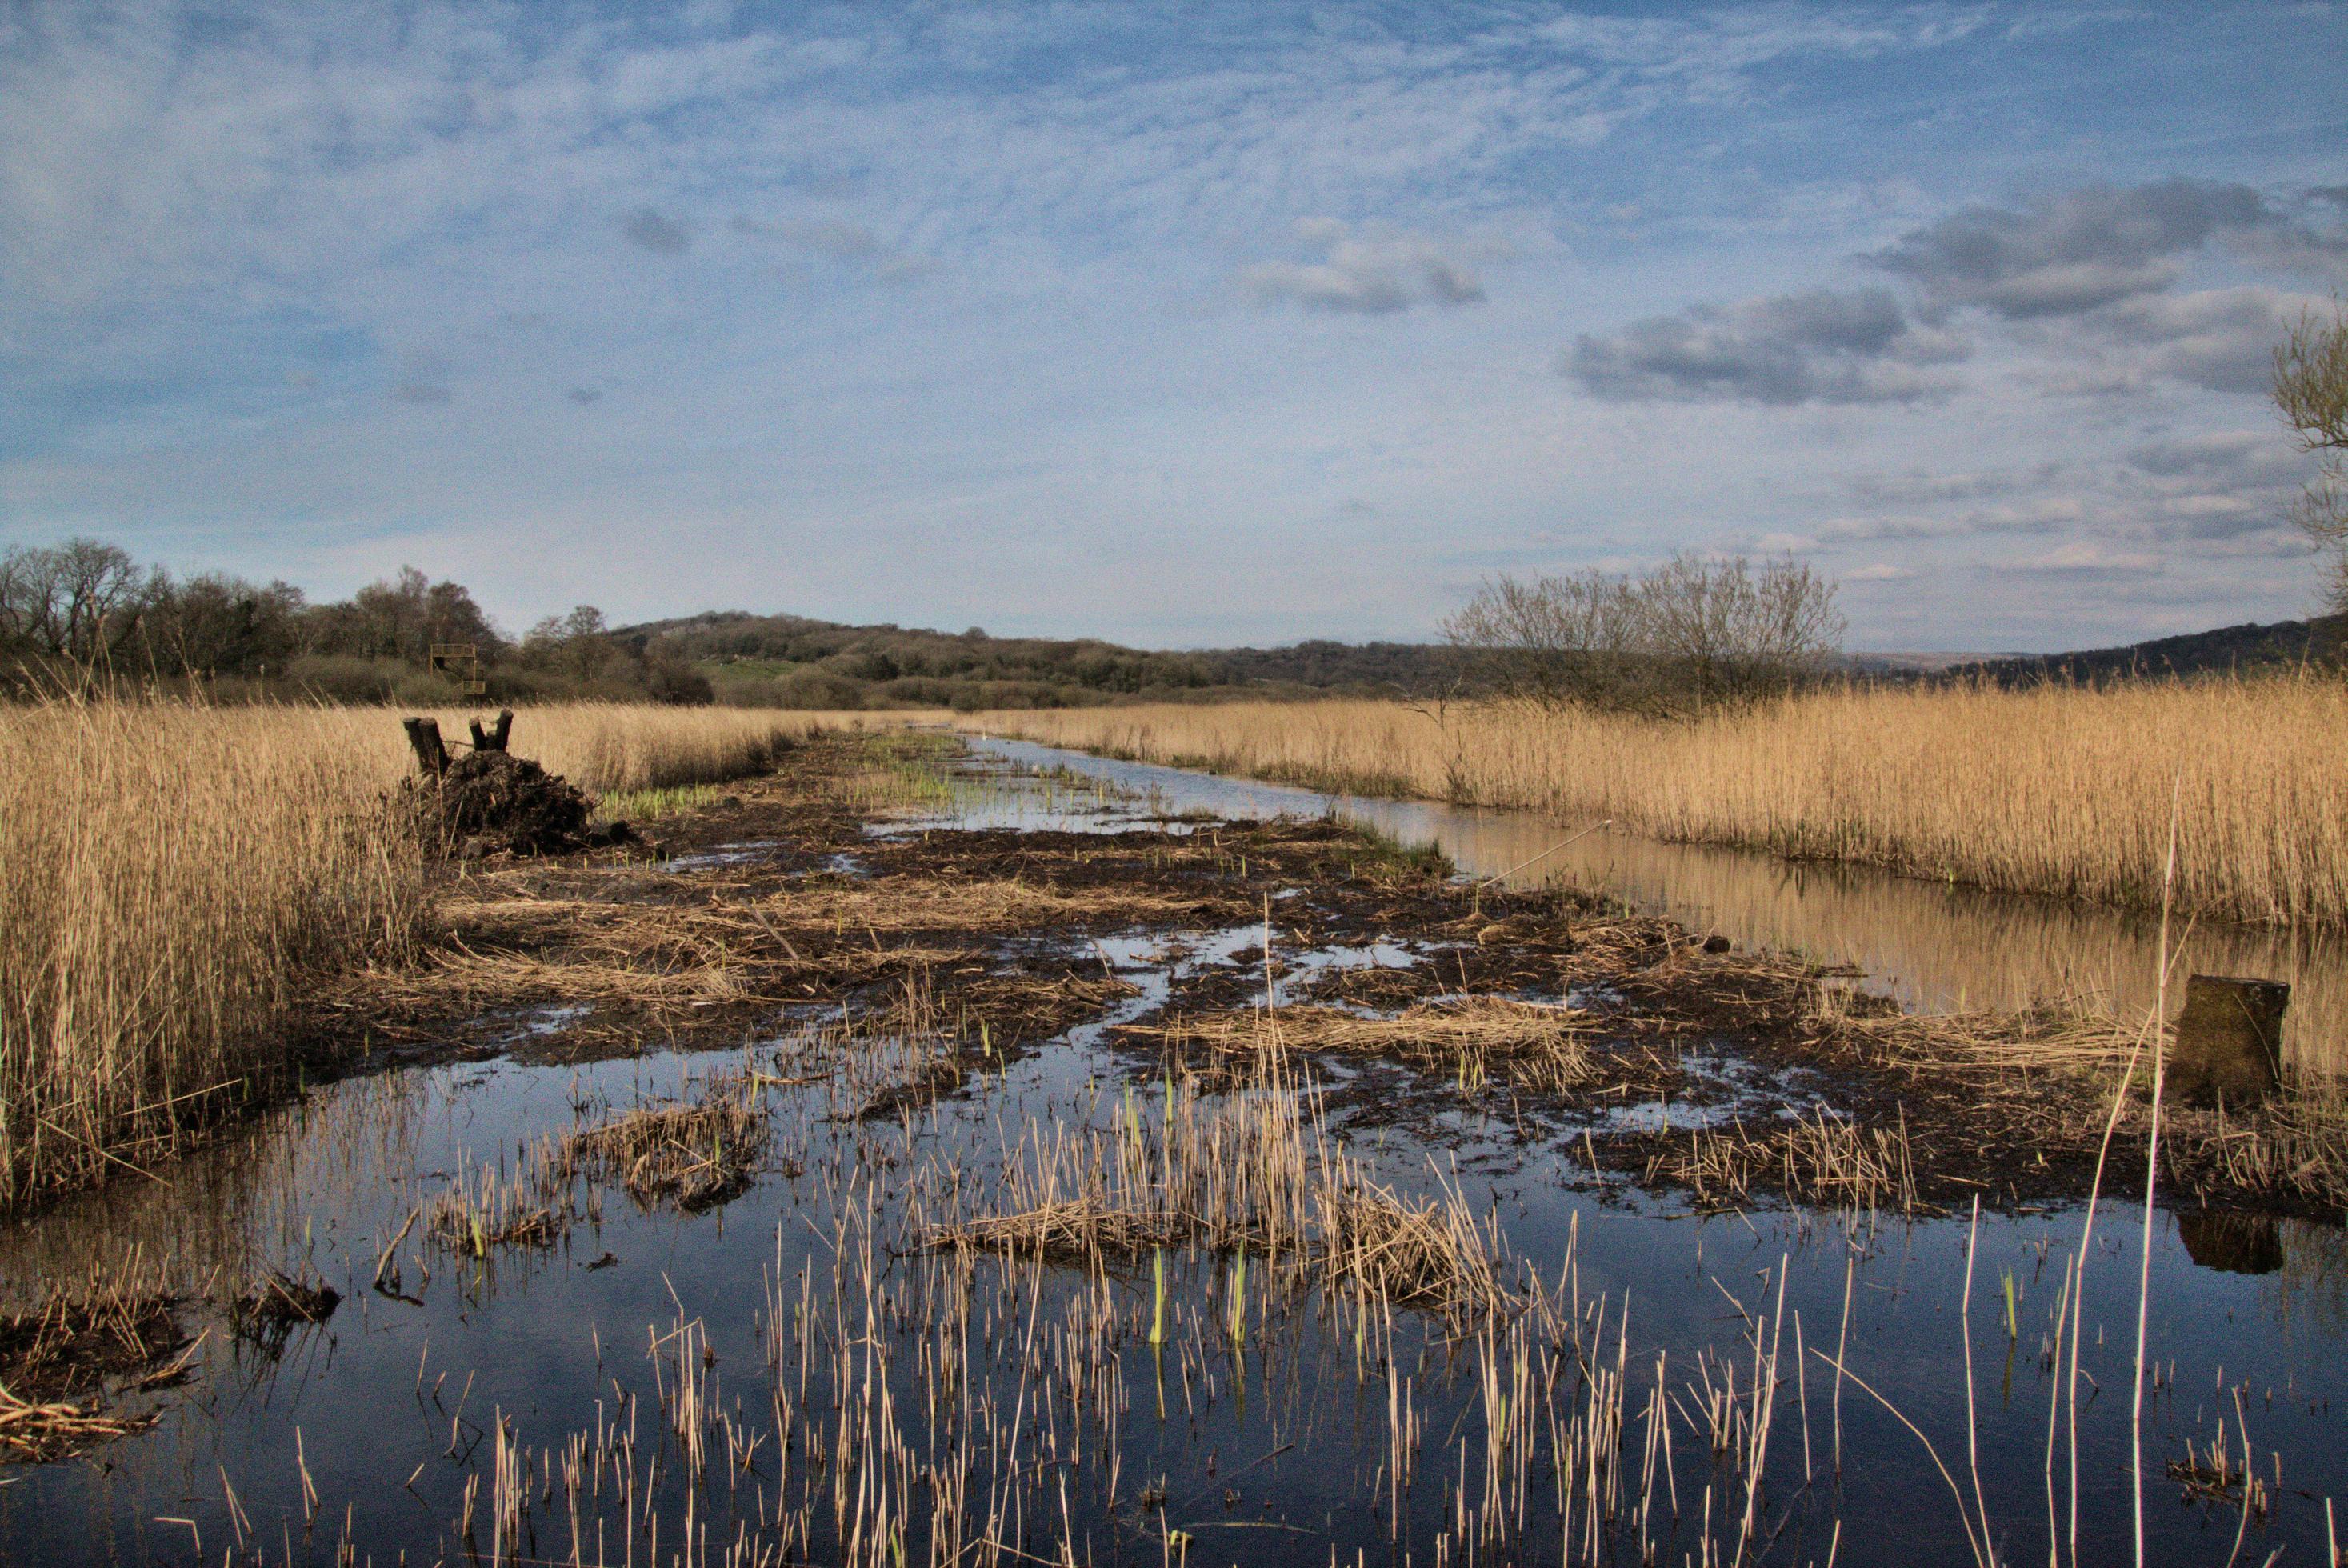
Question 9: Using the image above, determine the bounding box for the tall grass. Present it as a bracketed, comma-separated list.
[0, 699, 882, 1206]
[971, 678, 2348, 929]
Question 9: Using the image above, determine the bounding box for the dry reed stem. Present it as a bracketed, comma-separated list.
[0, 1381, 159, 1463]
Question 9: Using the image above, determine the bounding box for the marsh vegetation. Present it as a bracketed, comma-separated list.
[1, 717, 2343, 1566]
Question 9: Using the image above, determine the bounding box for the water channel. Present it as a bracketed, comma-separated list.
[960, 734, 2346, 1074]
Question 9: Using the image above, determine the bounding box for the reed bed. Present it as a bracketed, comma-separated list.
[0, 696, 885, 1209]
[972, 676, 2348, 928]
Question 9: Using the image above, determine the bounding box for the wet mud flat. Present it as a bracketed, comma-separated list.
[3, 730, 2346, 1566]
[318, 731, 2339, 1222]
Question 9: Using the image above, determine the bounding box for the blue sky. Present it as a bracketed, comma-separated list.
[2, 2, 2344, 651]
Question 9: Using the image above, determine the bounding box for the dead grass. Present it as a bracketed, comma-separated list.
[544, 1071, 771, 1211]
[1658, 1109, 1922, 1214]
[427, 1158, 566, 1254]
[1156, 997, 1597, 1091]
[972, 676, 2348, 929]
[0, 1261, 194, 1462]
[928, 1051, 1513, 1317]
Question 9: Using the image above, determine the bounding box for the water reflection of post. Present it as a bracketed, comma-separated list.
[2177, 1211, 2286, 1275]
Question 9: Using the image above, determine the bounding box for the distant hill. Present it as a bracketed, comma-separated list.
[617, 606, 2333, 711]
[616, 610, 1462, 710]
[1945, 618, 2330, 686]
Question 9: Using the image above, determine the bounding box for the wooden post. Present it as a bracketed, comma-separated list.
[2169, 974, 2290, 1106]
[401, 717, 449, 778]
[466, 710, 514, 753]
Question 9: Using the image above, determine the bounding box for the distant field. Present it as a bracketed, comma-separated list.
[970, 678, 2348, 930]
[0, 700, 925, 1206]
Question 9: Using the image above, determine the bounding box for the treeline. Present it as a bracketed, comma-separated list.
[0, 538, 1453, 710]
[1207, 639, 1466, 694]
[0, 539, 709, 704]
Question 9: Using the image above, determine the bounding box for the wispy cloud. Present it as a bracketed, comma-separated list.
[1996, 541, 2165, 576]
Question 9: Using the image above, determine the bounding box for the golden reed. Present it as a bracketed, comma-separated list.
[0, 698, 872, 1206]
[973, 677, 2348, 930]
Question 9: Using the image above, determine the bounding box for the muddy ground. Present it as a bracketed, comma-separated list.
[307, 730, 2341, 1222]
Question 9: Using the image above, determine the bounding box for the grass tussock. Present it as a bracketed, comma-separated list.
[590, 782, 726, 822]
[1659, 1109, 1922, 1214]
[0, 698, 886, 1209]
[927, 1054, 1511, 1317]
[0, 1258, 193, 1462]
[427, 1159, 566, 1255]
[544, 1072, 771, 1212]
[972, 677, 2348, 928]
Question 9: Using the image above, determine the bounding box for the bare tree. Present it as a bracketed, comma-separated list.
[2275, 296, 2348, 619]
[1641, 553, 1846, 711]
[0, 538, 158, 667]
[1444, 553, 1844, 717]
[1439, 569, 1653, 711]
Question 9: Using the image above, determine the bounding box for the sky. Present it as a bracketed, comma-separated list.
[2, 2, 2345, 653]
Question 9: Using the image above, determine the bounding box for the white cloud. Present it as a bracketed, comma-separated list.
[1239, 218, 1490, 314]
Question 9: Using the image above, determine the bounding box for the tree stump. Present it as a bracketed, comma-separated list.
[402, 717, 450, 778]
[2168, 975, 2290, 1106]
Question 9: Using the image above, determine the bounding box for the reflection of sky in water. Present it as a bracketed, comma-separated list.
[962, 736, 2346, 1074]
[5, 1022, 2342, 1566]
